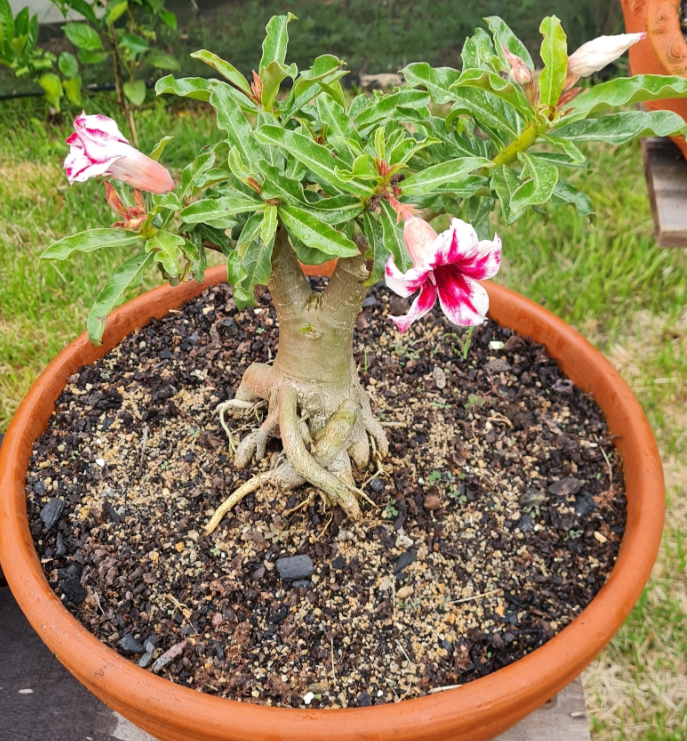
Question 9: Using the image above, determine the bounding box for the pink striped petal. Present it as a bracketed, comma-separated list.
[460, 233, 502, 281]
[432, 218, 479, 268]
[385, 256, 433, 299]
[388, 281, 438, 333]
[403, 216, 439, 268]
[435, 266, 489, 326]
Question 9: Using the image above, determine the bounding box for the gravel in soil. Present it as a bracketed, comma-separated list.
[26, 281, 626, 709]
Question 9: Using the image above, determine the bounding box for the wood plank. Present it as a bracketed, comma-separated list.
[642, 137, 687, 248]
[0, 587, 590, 740]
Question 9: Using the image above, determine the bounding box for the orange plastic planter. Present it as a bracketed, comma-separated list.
[621, 0, 687, 158]
[0, 266, 664, 741]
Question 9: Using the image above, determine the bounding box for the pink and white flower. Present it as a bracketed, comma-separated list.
[564, 32, 646, 89]
[385, 216, 501, 333]
[64, 112, 174, 194]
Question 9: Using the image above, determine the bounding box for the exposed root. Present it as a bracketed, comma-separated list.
[203, 471, 272, 534]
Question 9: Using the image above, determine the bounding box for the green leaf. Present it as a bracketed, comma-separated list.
[87, 252, 154, 345]
[388, 134, 438, 167]
[538, 16, 567, 109]
[58, 51, 78, 79]
[119, 32, 148, 55]
[298, 194, 364, 225]
[123, 79, 146, 106]
[155, 75, 211, 101]
[281, 54, 347, 118]
[354, 90, 431, 129]
[190, 50, 252, 96]
[160, 10, 176, 29]
[62, 76, 82, 106]
[180, 195, 263, 225]
[259, 12, 296, 71]
[148, 135, 173, 162]
[336, 154, 378, 182]
[485, 16, 534, 70]
[447, 88, 518, 144]
[554, 109, 687, 144]
[278, 205, 358, 258]
[567, 75, 687, 120]
[69, 0, 97, 23]
[107, 0, 128, 25]
[401, 62, 461, 105]
[538, 134, 587, 166]
[235, 234, 276, 307]
[451, 68, 534, 119]
[179, 235, 206, 282]
[146, 230, 183, 278]
[551, 179, 595, 221]
[259, 160, 306, 204]
[236, 212, 264, 250]
[180, 151, 214, 196]
[490, 164, 523, 224]
[226, 248, 248, 286]
[40, 228, 140, 262]
[78, 49, 109, 65]
[260, 204, 278, 245]
[254, 125, 374, 197]
[361, 211, 388, 285]
[209, 81, 265, 163]
[63, 23, 102, 52]
[0, 0, 15, 45]
[147, 50, 180, 71]
[151, 191, 182, 213]
[260, 59, 296, 112]
[38, 73, 63, 109]
[401, 156, 492, 196]
[510, 152, 559, 211]
[461, 28, 500, 72]
[379, 200, 411, 272]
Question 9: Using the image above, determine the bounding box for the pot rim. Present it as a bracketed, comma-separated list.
[0, 266, 665, 741]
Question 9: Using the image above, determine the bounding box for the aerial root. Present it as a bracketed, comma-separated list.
[204, 389, 366, 535]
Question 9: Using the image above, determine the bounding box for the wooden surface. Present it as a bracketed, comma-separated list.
[0, 587, 592, 741]
[642, 137, 687, 248]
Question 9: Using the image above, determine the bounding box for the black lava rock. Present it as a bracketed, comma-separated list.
[394, 551, 416, 574]
[61, 577, 86, 604]
[331, 555, 345, 570]
[574, 490, 596, 517]
[269, 607, 288, 624]
[55, 532, 67, 557]
[40, 498, 65, 529]
[518, 514, 534, 533]
[118, 633, 145, 654]
[362, 296, 379, 308]
[291, 580, 311, 588]
[217, 319, 238, 339]
[276, 555, 314, 581]
[369, 478, 385, 494]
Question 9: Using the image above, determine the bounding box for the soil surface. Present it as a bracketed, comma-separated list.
[26, 281, 626, 709]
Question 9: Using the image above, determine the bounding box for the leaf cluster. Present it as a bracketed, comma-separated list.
[41, 13, 687, 344]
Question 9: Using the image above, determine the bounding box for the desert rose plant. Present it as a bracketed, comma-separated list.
[42, 14, 687, 530]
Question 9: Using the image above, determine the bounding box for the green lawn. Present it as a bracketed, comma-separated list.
[0, 96, 685, 739]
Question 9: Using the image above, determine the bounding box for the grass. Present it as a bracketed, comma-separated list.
[0, 97, 686, 739]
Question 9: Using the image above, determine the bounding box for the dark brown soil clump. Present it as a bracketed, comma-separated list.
[26, 281, 626, 708]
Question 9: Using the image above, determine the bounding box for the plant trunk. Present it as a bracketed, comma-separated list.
[212, 225, 389, 526]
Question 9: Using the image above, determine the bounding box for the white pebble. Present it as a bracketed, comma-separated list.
[432, 366, 447, 390]
[18, 689, 33, 694]
[95, 458, 105, 468]
[395, 534, 414, 549]
[489, 340, 505, 350]
[303, 692, 315, 705]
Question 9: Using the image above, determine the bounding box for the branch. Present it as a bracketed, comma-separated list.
[323, 235, 369, 326]
[268, 224, 313, 313]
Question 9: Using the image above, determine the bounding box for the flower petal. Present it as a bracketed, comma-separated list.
[460, 233, 502, 281]
[388, 281, 438, 333]
[403, 216, 438, 267]
[435, 266, 489, 326]
[385, 256, 433, 299]
[432, 218, 479, 268]
[106, 148, 175, 194]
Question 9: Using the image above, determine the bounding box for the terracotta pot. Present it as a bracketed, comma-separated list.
[299, 258, 338, 277]
[620, 0, 687, 158]
[0, 266, 664, 741]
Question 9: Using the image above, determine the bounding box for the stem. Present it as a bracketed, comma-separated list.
[491, 121, 543, 167]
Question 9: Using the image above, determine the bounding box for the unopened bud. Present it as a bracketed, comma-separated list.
[565, 32, 646, 88]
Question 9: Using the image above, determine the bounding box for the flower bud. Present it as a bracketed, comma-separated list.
[565, 32, 646, 88]
[403, 216, 439, 268]
[503, 46, 534, 88]
[64, 112, 174, 194]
